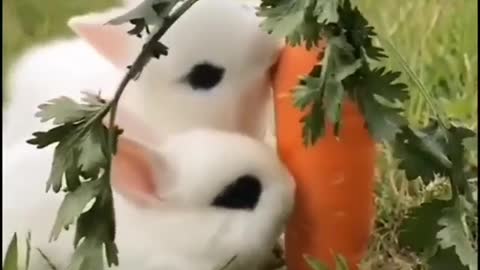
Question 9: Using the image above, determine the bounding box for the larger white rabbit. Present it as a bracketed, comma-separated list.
[3, 127, 294, 270]
[3, 0, 281, 150]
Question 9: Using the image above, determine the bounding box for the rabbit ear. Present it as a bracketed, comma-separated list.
[67, 8, 142, 70]
[108, 108, 168, 207]
[112, 135, 169, 207]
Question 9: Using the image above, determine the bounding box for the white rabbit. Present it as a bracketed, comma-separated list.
[3, 126, 295, 270]
[3, 0, 281, 150]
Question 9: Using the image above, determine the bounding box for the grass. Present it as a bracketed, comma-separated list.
[357, 1, 478, 269]
[2, 0, 477, 269]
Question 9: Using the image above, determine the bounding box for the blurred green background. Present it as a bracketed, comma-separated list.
[2, 0, 477, 269]
[2, 0, 119, 77]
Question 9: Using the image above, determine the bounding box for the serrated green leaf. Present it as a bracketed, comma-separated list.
[65, 152, 82, 192]
[324, 85, 343, 129]
[427, 246, 469, 270]
[294, 34, 361, 142]
[108, 0, 174, 25]
[393, 126, 451, 183]
[294, 76, 322, 110]
[301, 101, 326, 146]
[48, 131, 94, 192]
[74, 195, 114, 247]
[29, 94, 114, 192]
[77, 123, 108, 176]
[29, 91, 119, 267]
[104, 242, 119, 268]
[367, 67, 409, 103]
[420, 124, 452, 166]
[27, 124, 78, 149]
[259, 0, 323, 47]
[108, 0, 178, 36]
[399, 199, 451, 253]
[321, 36, 360, 130]
[445, 126, 477, 198]
[437, 201, 478, 270]
[313, 0, 338, 23]
[356, 90, 406, 142]
[264, 9, 305, 38]
[50, 180, 102, 241]
[4, 233, 19, 270]
[73, 180, 118, 267]
[80, 92, 107, 107]
[47, 145, 70, 193]
[350, 65, 410, 142]
[35, 97, 90, 125]
[337, 0, 386, 60]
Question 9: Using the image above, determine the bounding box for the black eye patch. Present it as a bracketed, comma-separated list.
[185, 62, 225, 90]
[212, 175, 262, 210]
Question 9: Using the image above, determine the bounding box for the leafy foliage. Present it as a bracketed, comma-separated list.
[108, 0, 177, 36]
[436, 200, 478, 270]
[27, 94, 121, 268]
[399, 197, 477, 270]
[3, 233, 32, 270]
[427, 246, 469, 270]
[4, 233, 19, 270]
[398, 199, 451, 254]
[258, 0, 478, 269]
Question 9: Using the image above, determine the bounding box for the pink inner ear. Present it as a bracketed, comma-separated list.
[112, 137, 163, 207]
[69, 22, 135, 70]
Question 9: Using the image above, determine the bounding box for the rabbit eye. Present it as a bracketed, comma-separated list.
[211, 175, 262, 210]
[185, 62, 225, 90]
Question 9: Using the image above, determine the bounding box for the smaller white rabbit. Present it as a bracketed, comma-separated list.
[3, 125, 294, 270]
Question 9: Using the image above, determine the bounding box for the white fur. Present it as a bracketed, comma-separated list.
[2, 38, 123, 148]
[3, 129, 294, 270]
[131, 0, 279, 139]
[3, 0, 281, 150]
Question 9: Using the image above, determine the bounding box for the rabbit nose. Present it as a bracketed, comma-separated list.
[211, 174, 262, 210]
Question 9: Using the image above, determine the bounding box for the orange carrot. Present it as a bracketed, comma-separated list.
[273, 44, 377, 270]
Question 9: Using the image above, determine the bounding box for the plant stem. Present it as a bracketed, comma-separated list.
[100, 0, 201, 255]
[105, 0, 201, 161]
